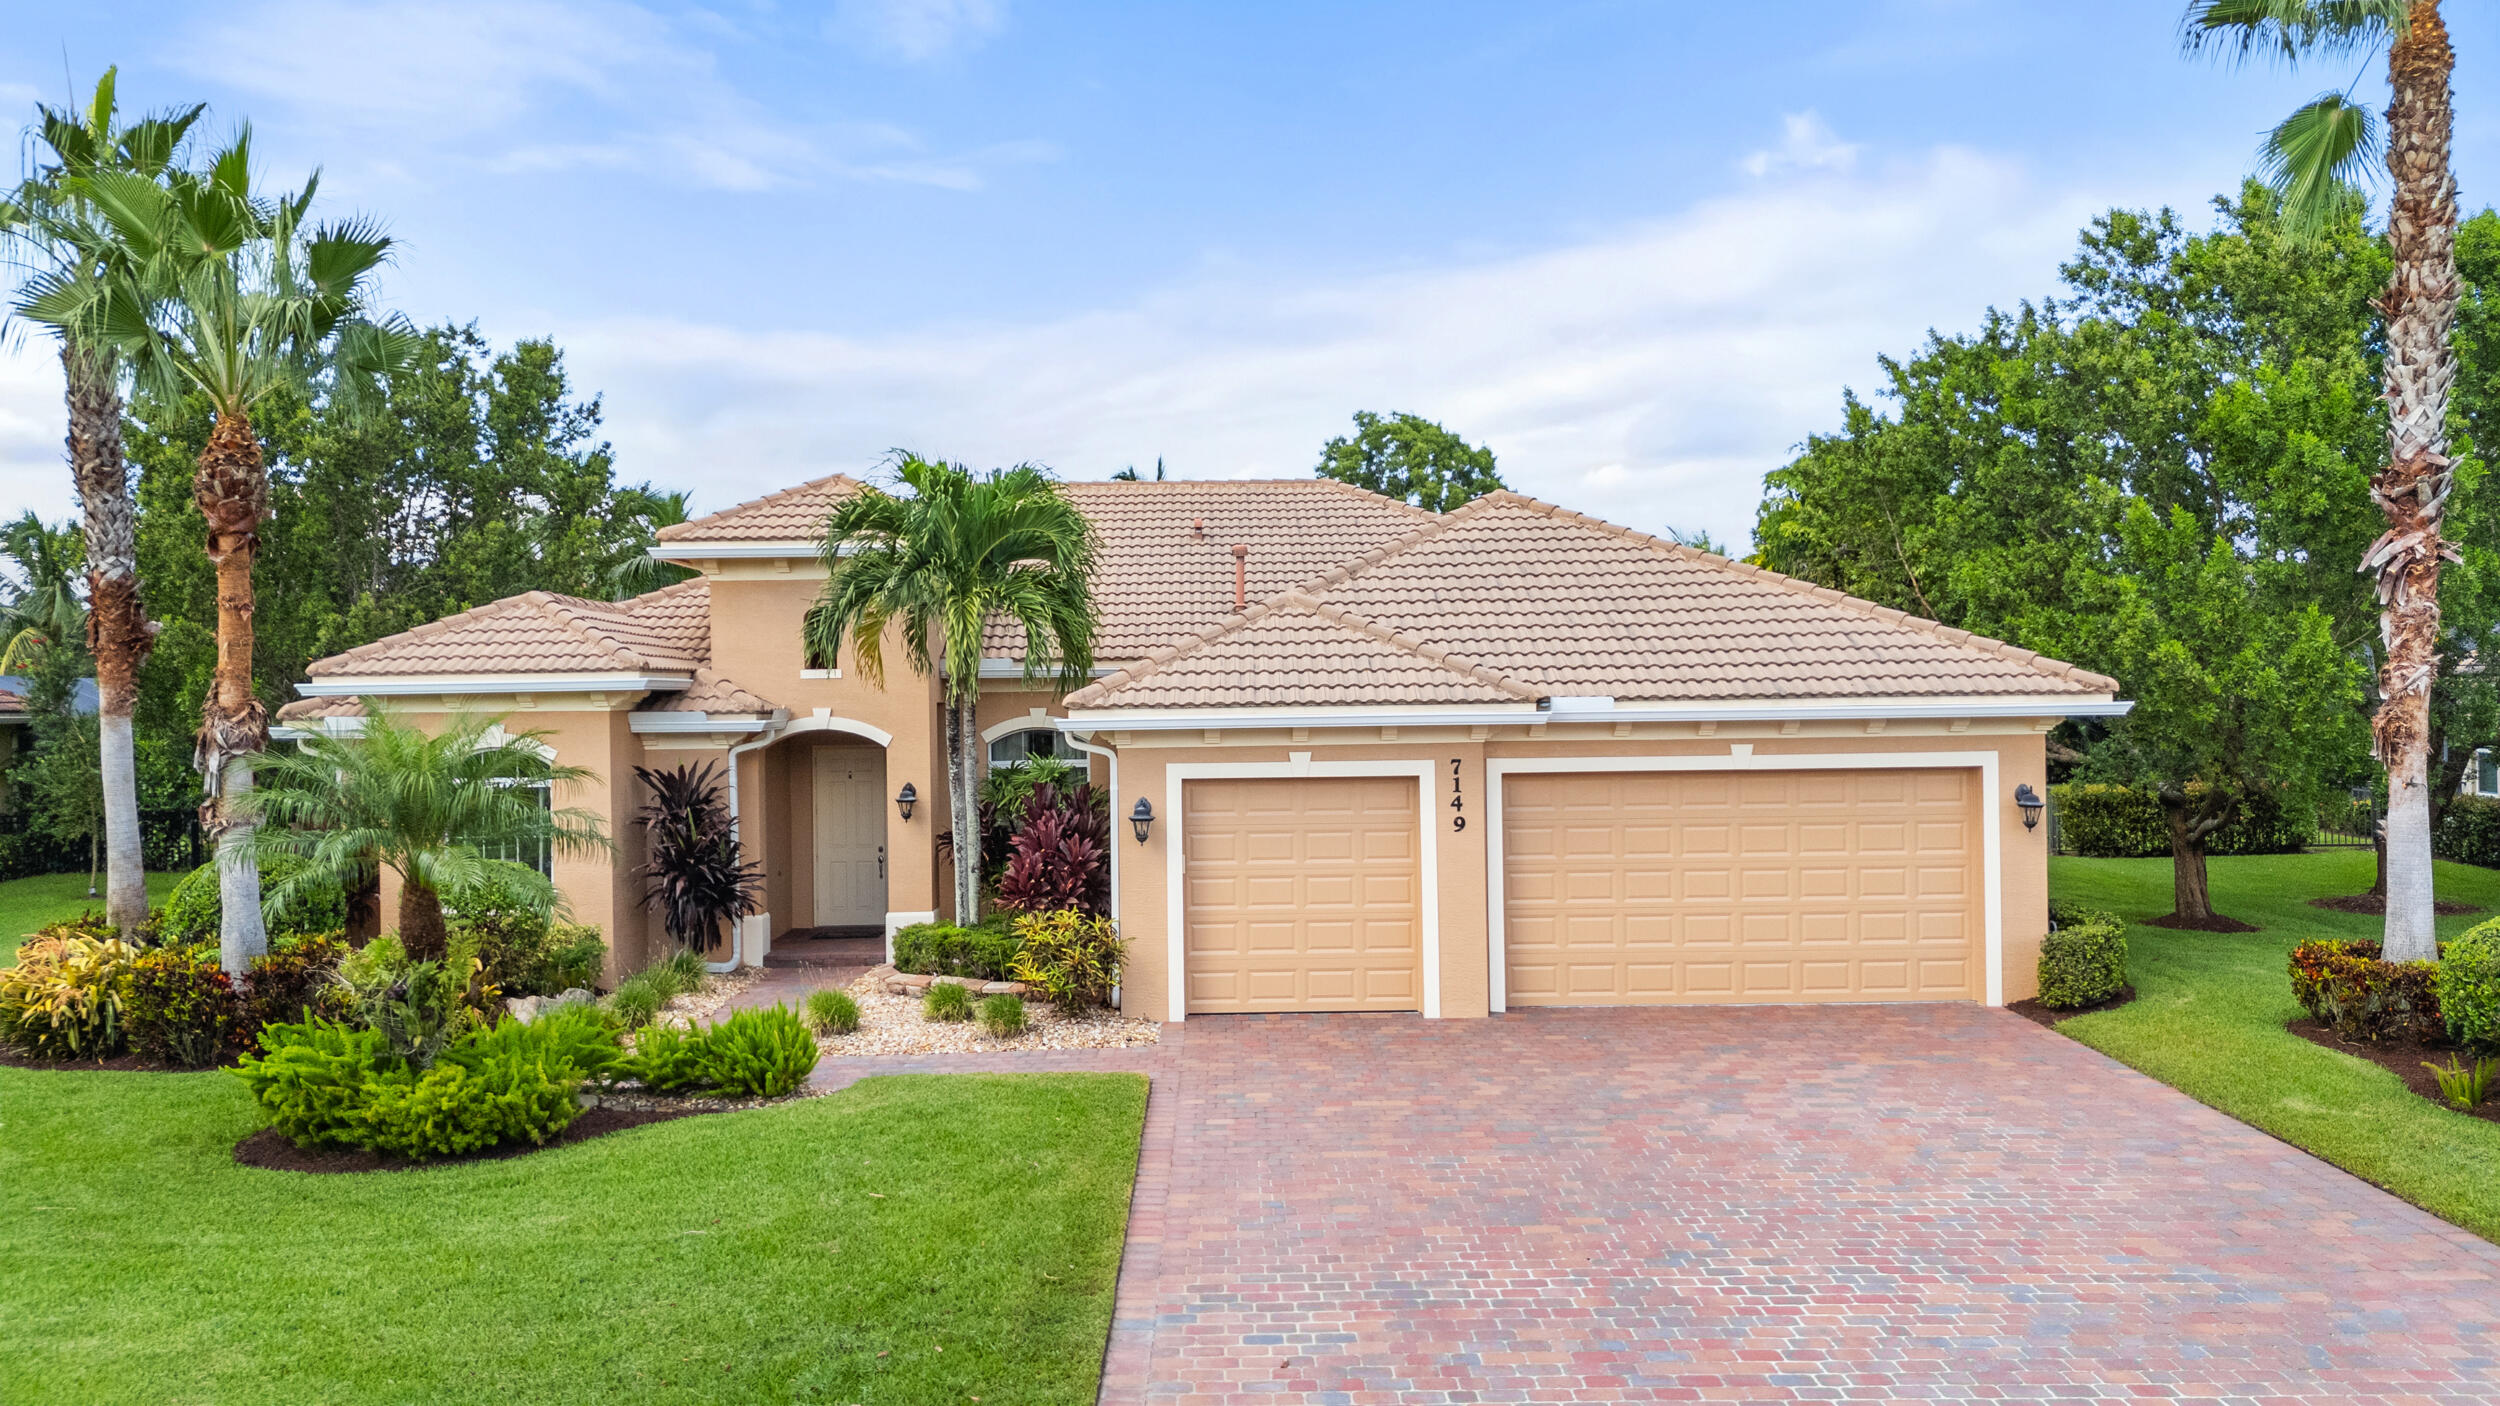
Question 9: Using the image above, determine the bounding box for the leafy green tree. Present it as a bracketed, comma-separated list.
[1315, 411, 1504, 512]
[2184, 0, 2462, 958]
[2, 69, 203, 935]
[802, 457, 1098, 924]
[252, 705, 608, 960]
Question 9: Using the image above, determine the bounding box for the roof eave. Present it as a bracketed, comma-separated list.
[296, 671, 695, 698]
[1061, 694, 2130, 732]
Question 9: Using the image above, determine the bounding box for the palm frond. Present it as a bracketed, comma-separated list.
[2261, 92, 2382, 236]
[2180, 0, 2409, 64]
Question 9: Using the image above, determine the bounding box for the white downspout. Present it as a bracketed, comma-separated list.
[1065, 729, 1122, 1010]
[713, 711, 790, 974]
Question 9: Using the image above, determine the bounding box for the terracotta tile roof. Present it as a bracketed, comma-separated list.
[305, 578, 711, 679]
[654, 473, 863, 542]
[1068, 491, 2116, 710]
[640, 669, 778, 715]
[274, 695, 366, 723]
[1071, 592, 1538, 709]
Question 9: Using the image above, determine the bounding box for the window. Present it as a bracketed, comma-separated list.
[483, 766, 555, 876]
[988, 727, 1068, 769]
[2481, 749, 2497, 798]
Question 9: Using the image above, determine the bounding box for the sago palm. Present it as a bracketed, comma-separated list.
[2185, 0, 2458, 958]
[802, 456, 1098, 924]
[252, 705, 610, 961]
[1, 69, 203, 936]
[58, 130, 418, 974]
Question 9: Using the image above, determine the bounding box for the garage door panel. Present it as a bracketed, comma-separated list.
[1184, 777, 1422, 1013]
[1504, 768, 1980, 1005]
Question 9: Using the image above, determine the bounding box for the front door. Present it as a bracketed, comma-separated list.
[812, 748, 887, 927]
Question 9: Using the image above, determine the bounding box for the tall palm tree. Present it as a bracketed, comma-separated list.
[0, 513, 85, 675]
[604, 485, 696, 598]
[802, 457, 1098, 924]
[52, 130, 417, 974]
[253, 705, 609, 960]
[2185, 0, 2458, 959]
[2, 70, 203, 936]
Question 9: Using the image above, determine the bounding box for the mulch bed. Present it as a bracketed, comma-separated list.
[0, 1049, 176, 1072]
[2308, 894, 2483, 916]
[2143, 912, 2262, 932]
[233, 1104, 714, 1174]
[2285, 1017, 2500, 1124]
[2008, 986, 2137, 1029]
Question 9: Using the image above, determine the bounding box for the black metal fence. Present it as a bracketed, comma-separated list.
[0, 808, 210, 882]
[2046, 790, 2379, 856]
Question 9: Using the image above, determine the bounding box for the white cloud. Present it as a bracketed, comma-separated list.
[826, 0, 1007, 63]
[1742, 111, 1860, 178]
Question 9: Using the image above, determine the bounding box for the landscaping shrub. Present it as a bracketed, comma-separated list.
[162, 852, 348, 944]
[123, 947, 246, 1068]
[695, 1006, 819, 1097]
[805, 988, 860, 1035]
[446, 863, 605, 996]
[232, 1017, 391, 1150]
[923, 980, 973, 1022]
[2050, 783, 2309, 858]
[524, 1000, 628, 1086]
[2439, 917, 2500, 1051]
[603, 951, 706, 1030]
[2438, 795, 2500, 869]
[334, 937, 488, 1069]
[892, 921, 1022, 980]
[996, 781, 1110, 916]
[0, 933, 137, 1058]
[977, 992, 1027, 1037]
[606, 980, 664, 1031]
[1008, 909, 1124, 1012]
[2289, 938, 2444, 1043]
[623, 1022, 709, 1091]
[241, 933, 351, 1030]
[2425, 1054, 2500, 1112]
[2037, 910, 2129, 1009]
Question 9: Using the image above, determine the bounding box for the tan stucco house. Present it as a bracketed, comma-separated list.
[277, 473, 2125, 1017]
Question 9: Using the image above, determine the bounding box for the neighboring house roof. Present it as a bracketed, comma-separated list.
[1067, 491, 2117, 711]
[305, 578, 711, 679]
[0, 676, 97, 723]
[640, 668, 778, 716]
[655, 472, 864, 544]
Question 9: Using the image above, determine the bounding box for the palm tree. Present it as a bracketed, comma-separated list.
[802, 456, 1098, 925]
[604, 485, 696, 598]
[55, 130, 418, 974]
[252, 704, 609, 961]
[2185, 0, 2458, 960]
[2, 70, 204, 937]
[0, 514, 85, 674]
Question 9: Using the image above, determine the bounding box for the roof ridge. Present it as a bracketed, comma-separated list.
[655, 471, 861, 541]
[1407, 489, 2122, 694]
[1283, 490, 1506, 597]
[1065, 588, 1539, 708]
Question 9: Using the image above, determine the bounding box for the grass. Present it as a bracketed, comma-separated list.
[0, 1068, 1148, 1405]
[2050, 850, 2500, 1240]
[0, 871, 183, 962]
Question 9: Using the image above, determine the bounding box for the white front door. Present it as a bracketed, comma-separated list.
[812, 749, 887, 927]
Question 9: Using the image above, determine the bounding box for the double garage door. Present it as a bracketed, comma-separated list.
[1180, 768, 1981, 1013]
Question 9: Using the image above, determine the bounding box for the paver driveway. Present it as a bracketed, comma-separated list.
[1093, 1004, 2500, 1403]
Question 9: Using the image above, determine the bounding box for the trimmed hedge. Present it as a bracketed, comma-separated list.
[892, 921, 1021, 981]
[162, 854, 349, 943]
[2051, 783, 2309, 858]
[2438, 795, 2500, 869]
[2289, 938, 2443, 1044]
[2440, 918, 2500, 1051]
[2037, 908, 2128, 1009]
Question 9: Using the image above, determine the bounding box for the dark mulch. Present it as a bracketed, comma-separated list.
[0, 1049, 173, 1072]
[2008, 986, 2138, 1029]
[2308, 894, 2483, 917]
[2286, 1017, 2500, 1123]
[2143, 911, 2262, 933]
[233, 1104, 711, 1175]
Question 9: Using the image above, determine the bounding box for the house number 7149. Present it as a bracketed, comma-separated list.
[1450, 757, 1465, 831]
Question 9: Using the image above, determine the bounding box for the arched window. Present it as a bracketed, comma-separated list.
[988, 727, 1069, 769]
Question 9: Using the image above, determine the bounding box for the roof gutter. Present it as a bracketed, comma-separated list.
[296, 672, 694, 698]
[1061, 694, 2132, 734]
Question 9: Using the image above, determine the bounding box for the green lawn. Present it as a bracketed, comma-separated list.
[2051, 850, 2500, 1240]
[0, 871, 184, 962]
[0, 1068, 1148, 1405]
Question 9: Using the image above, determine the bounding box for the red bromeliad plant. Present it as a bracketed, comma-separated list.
[996, 781, 1109, 916]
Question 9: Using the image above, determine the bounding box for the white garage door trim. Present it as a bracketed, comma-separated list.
[1166, 757, 1441, 1021]
[1487, 749, 2004, 1011]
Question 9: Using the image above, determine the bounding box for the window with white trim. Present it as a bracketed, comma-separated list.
[2481, 748, 2497, 797]
[988, 727, 1069, 768]
[483, 765, 555, 876]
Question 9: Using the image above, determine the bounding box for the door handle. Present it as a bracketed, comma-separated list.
[878, 844, 886, 879]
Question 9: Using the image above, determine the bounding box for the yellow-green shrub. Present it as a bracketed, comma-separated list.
[0, 934, 137, 1058]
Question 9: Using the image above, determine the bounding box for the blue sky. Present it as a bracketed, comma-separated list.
[3, 0, 2494, 549]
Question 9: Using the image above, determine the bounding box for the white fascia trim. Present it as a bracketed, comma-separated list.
[628, 712, 776, 734]
[1485, 750, 2009, 1011]
[1163, 758, 1441, 1022]
[1066, 694, 2126, 732]
[648, 540, 830, 561]
[298, 672, 693, 697]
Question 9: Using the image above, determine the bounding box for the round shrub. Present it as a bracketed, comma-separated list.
[2036, 911, 2128, 1010]
[805, 988, 860, 1036]
[163, 853, 349, 944]
[124, 947, 246, 1068]
[2441, 918, 2500, 1051]
[0, 934, 137, 1058]
[922, 980, 973, 1022]
[695, 1006, 819, 1097]
[2288, 938, 2443, 1043]
[977, 992, 1027, 1037]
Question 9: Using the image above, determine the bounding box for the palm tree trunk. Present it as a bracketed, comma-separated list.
[2369, 0, 2460, 963]
[948, 691, 982, 924]
[62, 342, 151, 937]
[399, 880, 448, 962]
[196, 411, 271, 976]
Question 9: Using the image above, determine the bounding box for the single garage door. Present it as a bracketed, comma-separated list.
[1502, 768, 1980, 1005]
[1183, 776, 1422, 1012]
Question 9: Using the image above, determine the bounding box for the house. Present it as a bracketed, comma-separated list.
[0, 675, 100, 798]
[276, 473, 2126, 1015]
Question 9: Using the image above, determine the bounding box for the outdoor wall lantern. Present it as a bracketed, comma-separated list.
[1130, 797, 1155, 845]
[895, 782, 917, 822]
[2014, 783, 2045, 832]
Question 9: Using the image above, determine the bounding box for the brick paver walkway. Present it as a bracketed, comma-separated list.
[811, 1004, 2500, 1402]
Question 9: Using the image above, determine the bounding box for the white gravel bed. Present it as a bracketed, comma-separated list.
[656, 968, 761, 1026]
[810, 971, 1161, 1059]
